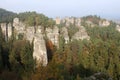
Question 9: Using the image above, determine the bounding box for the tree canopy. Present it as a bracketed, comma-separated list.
[0, 8, 17, 23]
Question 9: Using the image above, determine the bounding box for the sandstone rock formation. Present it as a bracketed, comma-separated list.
[0, 23, 12, 41]
[60, 17, 81, 27]
[0, 17, 48, 66]
[55, 17, 60, 24]
[46, 26, 59, 48]
[1, 23, 7, 37]
[99, 20, 110, 27]
[25, 27, 35, 43]
[61, 27, 69, 44]
[33, 33, 47, 66]
[13, 18, 25, 39]
[72, 26, 90, 41]
[116, 25, 120, 32]
[75, 18, 81, 26]
[7, 23, 12, 39]
[0, 17, 91, 66]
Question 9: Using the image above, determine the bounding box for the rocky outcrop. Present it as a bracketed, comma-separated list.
[46, 26, 59, 48]
[60, 17, 81, 27]
[7, 23, 12, 39]
[13, 18, 48, 66]
[0, 23, 12, 41]
[0, 17, 90, 66]
[13, 18, 25, 33]
[33, 33, 47, 66]
[13, 18, 26, 39]
[116, 25, 120, 32]
[99, 20, 110, 27]
[55, 17, 61, 24]
[25, 27, 35, 43]
[75, 18, 81, 26]
[1, 23, 7, 37]
[72, 26, 90, 41]
[61, 27, 69, 44]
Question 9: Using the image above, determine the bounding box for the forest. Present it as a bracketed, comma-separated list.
[0, 8, 120, 80]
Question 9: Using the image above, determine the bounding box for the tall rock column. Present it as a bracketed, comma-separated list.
[7, 23, 12, 39]
[0, 23, 7, 41]
[13, 18, 48, 66]
[13, 18, 25, 39]
[33, 33, 48, 66]
[46, 26, 59, 48]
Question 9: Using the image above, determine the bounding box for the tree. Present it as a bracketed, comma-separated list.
[0, 26, 3, 70]
[67, 24, 79, 40]
[9, 40, 35, 76]
[0, 8, 17, 23]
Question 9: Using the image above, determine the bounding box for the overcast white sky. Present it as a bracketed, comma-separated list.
[0, 0, 120, 19]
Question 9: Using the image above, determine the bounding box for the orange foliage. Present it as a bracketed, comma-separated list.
[46, 40, 54, 51]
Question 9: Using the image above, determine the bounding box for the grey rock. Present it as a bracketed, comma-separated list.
[33, 33, 48, 66]
[116, 25, 120, 32]
[46, 26, 59, 48]
[7, 23, 12, 39]
[61, 27, 69, 44]
[72, 26, 90, 41]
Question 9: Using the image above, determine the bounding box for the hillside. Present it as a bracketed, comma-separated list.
[0, 8, 120, 80]
[0, 8, 17, 23]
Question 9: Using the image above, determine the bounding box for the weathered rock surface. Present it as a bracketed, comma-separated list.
[0, 17, 91, 66]
[13, 18, 25, 39]
[60, 17, 81, 27]
[0, 23, 12, 41]
[75, 18, 81, 26]
[116, 25, 120, 32]
[46, 26, 59, 48]
[25, 27, 35, 43]
[99, 20, 110, 27]
[7, 23, 12, 39]
[1, 23, 7, 37]
[33, 33, 47, 66]
[13, 18, 48, 66]
[72, 26, 90, 40]
[55, 17, 61, 24]
[61, 27, 69, 44]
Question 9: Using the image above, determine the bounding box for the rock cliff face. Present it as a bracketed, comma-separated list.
[1, 23, 7, 38]
[33, 26, 48, 66]
[0, 17, 90, 66]
[72, 26, 90, 41]
[46, 26, 59, 48]
[7, 23, 12, 39]
[33, 34, 47, 66]
[1, 18, 48, 66]
[0, 23, 12, 41]
[99, 20, 110, 27]
[61, 27, 69, 44]
[116, 25, 120, 32]
[13, 18, 26, 39]
[25, 27, 35, 43]
[14, 18, 48, 66]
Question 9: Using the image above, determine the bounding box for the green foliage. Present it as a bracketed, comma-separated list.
[67, 24, 79, 40]
[82, 15, 101, 25]
[9, 40, 34, 69]
[0, 26, 3, 70]
[18, 12, 55, 29]
[59, 36, 65, 51]
[0, 8, 17, 23]
[83, 25, 120, 79]
[18, 33, 24, 40]
[0, 9, 120, 80]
